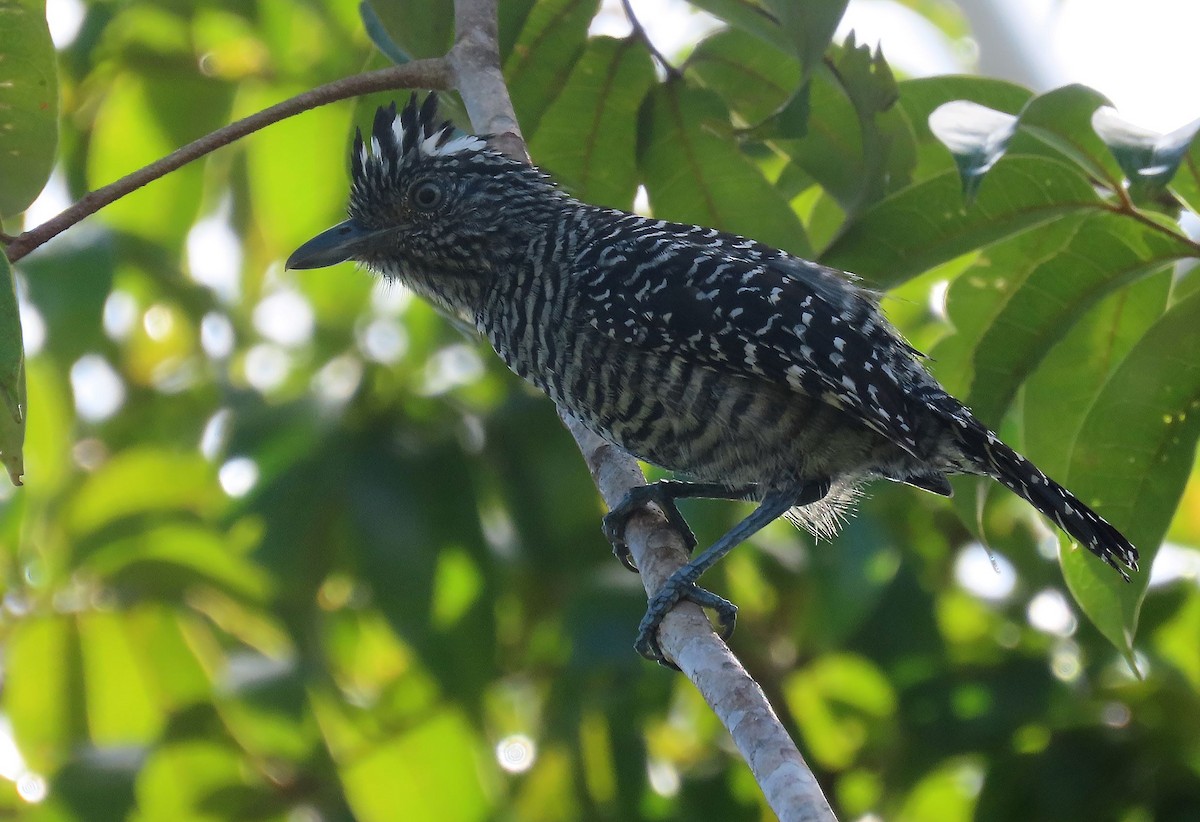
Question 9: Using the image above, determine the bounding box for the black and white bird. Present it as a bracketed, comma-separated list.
[288, 94, 1138, 663]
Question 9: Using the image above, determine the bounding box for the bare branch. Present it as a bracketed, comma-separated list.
[3, 59, 453, 263]
[451, 0, 836, 819]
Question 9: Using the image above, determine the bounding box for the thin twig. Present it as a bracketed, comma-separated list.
[452, 1, 835, 819]
[621, 0, 681, 79]
[2, 59, 453, 263]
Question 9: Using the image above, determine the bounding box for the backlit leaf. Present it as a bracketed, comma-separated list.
[1093, 107, 1200, 200]
[1059, 288, 1200, 657]
[0, 0, 58, 218]
[640, 84, 811, 257]
[528, 36, 655, 210]
[822, 156, 1102, 287]
[0, 253, 24, 485]
[928, 101, 1017, 202]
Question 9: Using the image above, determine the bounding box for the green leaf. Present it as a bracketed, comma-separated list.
[76, 610, 167, 745]
[1011, 84, 1125, 191]
[774, 33, 913, 218]
[687, 0, 793, 54]
[67, 449, 223, 536]
[896, 76, 1031, 181]
[827, 32, 913, 209]
[0, 0, 58, 218]
[762, 0, 849, 77]
[87, 73, 229, 245]
[1022, 271, 1172, 480]
[528, 36, 655, 210]
[821, 156, 1102, 287]
[928, 86, 1127, 200]
[1060, 287, 1200, 658]
[334, 710, 490, 822]
[1171, 136, 1200, 215]
[640, 84, 811, 257]
[686, 27, 801, 124]
[83, 523, 273, 602]
[504, 0, 600, 136]
[15, 236, 114, 365]
[5, 616, 85, 773]
[783, 653, 896, 770]
[0, 253, 24, 485]
[931, 210, 1195, 425]
[357, 0, 452, 59]
[244, 87, 353, 254]
[771, 63, 863, 204]
[358, 1, 412, 64]
[928, 101, 1017, 202]
[1092, 107, 1200, 200]
[134, 740, 255, 819]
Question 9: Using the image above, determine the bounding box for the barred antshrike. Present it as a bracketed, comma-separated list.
[288, 94, 1138, 664]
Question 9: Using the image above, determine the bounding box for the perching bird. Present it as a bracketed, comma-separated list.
[288, 93, 1138, 664]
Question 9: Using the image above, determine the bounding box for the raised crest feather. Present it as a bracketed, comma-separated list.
[355, 92, 487, 172]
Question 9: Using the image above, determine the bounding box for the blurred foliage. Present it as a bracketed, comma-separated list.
[1, 1, 1199, 820]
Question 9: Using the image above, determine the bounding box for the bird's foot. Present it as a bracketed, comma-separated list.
[634, 570, 738, 668]
[602, 482, 698, 573]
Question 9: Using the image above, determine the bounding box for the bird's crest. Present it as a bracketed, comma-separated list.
[351, 93, 486, 181]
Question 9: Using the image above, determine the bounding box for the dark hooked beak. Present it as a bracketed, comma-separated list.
[286, 219, 377, 270]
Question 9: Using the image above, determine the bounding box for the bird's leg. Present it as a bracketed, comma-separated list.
[603, 481, 755, 572]
[635, 478, 832, 665]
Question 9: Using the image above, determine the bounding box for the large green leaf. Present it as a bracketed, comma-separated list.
[0, 0, 58, 218]
[335, 710, 490, 821]
[1021, 271, 1173, 481]
[66, 449, 223, 536]
[87, 73, 228, 245]
[896, 76, 1031, 182]
[1057, 288, 1200, 659]
[5, 616, 85, 773]
[687, 0, 793, 53]
[685, 27, 801, 124]
[821, 156, 1103, 286]
[82, 523, 273, 603]
[1093, 107, 1200, 201]
[639, 84, 811, 257]
[929, 86, 1127, 199]
[931, 210, 1196, 425]
[242, 86, 353, 253]
[927, 100, 1017, 202]
[762, 0, 849, 78]
[528, 36, 655, 210]
[504, 0, 600, 136]
[0, 253, 24, 485]
[1011, 85, 1125, 191]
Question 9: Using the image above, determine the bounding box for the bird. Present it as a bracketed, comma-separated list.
[287, 93, 1139, 664]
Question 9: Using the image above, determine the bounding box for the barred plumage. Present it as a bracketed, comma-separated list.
[288, 94, 1138, 661]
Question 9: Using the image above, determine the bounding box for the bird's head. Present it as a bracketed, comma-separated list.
[287, 93, 561, 319]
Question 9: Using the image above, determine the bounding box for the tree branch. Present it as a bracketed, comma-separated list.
[2, 59, 453, 263]
[451, 1, 836, 819]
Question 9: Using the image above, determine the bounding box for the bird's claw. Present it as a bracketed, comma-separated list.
[634, 574, 738, 667]
[602, 483, 699, 575]
[602, 510, 641, 572]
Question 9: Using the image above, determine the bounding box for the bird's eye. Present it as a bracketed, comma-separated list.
[411, 180, 444, 211]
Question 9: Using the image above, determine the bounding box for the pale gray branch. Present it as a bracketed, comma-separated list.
[450, 1, 836, 819]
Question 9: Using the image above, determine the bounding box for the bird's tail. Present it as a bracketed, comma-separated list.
[953, 419, 1139, 580]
